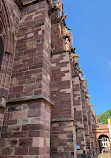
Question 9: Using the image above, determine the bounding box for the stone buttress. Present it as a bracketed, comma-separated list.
[50, 0, 77, 157]
[71, 57, 87, 157]
[0, 0, 52, 158]
[0, 0, 99, 158]
[71, 49, 97, 158]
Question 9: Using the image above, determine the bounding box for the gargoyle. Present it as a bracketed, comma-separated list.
[66, 26, 71, 31]
[61, 14, 67, 21]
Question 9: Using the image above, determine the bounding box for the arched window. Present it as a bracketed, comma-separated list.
[0, 37, 4, 67]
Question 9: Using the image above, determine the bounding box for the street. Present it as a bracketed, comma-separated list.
[98, 153, 111, 158]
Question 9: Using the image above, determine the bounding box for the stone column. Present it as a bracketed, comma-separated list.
[51, 51, 77, 158]
[0, 0, 52, 157]
[50, 1, 77, 157]
[0, 99, 52, 158]
[72, 76, 86, 157]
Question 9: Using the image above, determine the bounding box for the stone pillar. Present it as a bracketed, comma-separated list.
[50, 1, 77, 157]
[51, 51, 77, 158]
[81, 79, 94, 158]
[72, 76, 86, 157]
[0, 100, 51, 158]
[0, 0, 52, 157]
[51, 119, 76, 158]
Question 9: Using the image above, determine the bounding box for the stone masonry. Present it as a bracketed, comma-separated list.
[0, 0, 98, 158]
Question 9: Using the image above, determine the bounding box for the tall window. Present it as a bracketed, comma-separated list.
[0, 37, 4, 67]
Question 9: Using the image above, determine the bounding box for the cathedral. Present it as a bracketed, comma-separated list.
[0, 0, 99, 157]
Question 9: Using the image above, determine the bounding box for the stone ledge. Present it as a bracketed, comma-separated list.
[7, 95, 54, 106]
[51, 50, 69, 56]
[77, 127, 85, 130]
[52, 118, 77, 124]
[72, 74, 79, 78]
[85, 133, 91, 136]
[90, 136, 94, 138]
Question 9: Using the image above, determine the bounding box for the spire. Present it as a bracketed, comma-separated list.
[50, 0, 63, 17]
[58, 0, 63, 16]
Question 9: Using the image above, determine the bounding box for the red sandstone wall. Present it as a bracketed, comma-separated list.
[72, 76, 86, 156]
[50, 3, 77, 157]
[0, 0, 52, 158]
[0, 0, 21, 149]
[0, 101, 51, 157]
[9, 0, 51, 100]
[0, 1, 99, 158]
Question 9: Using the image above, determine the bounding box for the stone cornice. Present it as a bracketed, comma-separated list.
[51, 50, 70, 56]
[52, 118, 77, 124]
[85, 133, 91, 136]
[77, 127, 85, 130]
[90, 136, 94, 138]
[7, 95, 54, 107]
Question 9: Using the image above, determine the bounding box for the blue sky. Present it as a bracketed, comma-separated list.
[62, 0, 111, 115]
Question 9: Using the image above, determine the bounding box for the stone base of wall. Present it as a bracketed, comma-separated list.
[76, 127, 86, 155]
[51, 120, 77, 158]
[77, 154, 90, 158]
[0, 99, 51, 158]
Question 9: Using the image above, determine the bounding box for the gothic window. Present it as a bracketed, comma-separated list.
[0, 37, 4, 67]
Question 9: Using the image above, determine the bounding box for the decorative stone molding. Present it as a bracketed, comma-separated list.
[7, 95, 54, 107]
